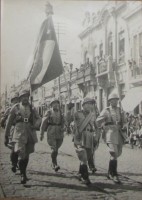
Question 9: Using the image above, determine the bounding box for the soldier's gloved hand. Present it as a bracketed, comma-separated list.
[4, 136, 9, 146]
[40, 135, 44, 141]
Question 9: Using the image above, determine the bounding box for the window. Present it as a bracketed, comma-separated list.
[108, 32, 113, 57]
[118, 31, 125, 64]
[133, 35, 138, 64]
[99, 43, 103, 58]
[93, 46, 97, 72]
[139, 33, 142, 64]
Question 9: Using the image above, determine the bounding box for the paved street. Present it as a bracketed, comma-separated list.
[0, 128, 142, 200]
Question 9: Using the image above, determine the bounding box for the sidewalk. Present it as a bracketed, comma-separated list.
[0, 129, 142, 200]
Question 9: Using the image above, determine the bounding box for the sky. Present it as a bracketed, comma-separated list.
[1, 0, 107, 93]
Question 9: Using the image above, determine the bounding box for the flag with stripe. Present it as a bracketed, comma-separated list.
[29, 15, 63, 90]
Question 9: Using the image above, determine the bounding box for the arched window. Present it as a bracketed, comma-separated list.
[108, 32, 113, 57]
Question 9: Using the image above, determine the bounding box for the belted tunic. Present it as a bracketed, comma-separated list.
[5, 103, 41, 157]
[74, 110, 99, 152]
[97, 106, 126, 145]
[40, 110, 64, 142]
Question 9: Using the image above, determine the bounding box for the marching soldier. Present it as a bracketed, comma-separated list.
[1, 93, 18, 129]
[40, 99, 64, 172]
[4, 89, 41, 184]
[96, 93, 127, 183]
[6, 93, 20, 172]
[72, 97, 100, 185]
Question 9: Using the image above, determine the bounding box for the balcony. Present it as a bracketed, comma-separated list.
[96, 55, 115, 87]
[76, 63, 96, 85]
[128, 60, 142, 86]
[96, 56, 112, 77]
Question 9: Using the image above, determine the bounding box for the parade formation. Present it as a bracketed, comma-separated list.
[1, 1, 142, 199]
[1, 89, 139, 186]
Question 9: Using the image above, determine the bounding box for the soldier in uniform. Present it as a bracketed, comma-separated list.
[4, 89, 41, 184]
[72, 97, 99, 185]
[7, 93, 20, 173]
[96, 93, 127, 183]
[1, 93, 19, 129]
[40, 99, 64, 172]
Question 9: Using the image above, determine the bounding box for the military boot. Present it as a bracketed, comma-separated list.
[108, 160, 120, 184]
[19, 159, 27, 184]
[10, 151, 18, 173]
[51, 150, 60, 172]
[107, 160, 114, 179]
[77, 164, 82, 181]
[80, 164, 91, 185]
[112, 160, 120, 184]
[24, 158, 29, 181]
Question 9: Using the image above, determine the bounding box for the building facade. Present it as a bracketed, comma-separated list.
[78, 1, 142, 113]
[33, 1, 142, 115]
[2, 1, 142, 115]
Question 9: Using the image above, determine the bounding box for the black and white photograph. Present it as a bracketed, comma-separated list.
[0, 0, 142, 199]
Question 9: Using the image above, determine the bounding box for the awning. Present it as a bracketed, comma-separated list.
[121, 87, 142, 112]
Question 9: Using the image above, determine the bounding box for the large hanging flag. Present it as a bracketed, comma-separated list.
[28, 4, 63, 91]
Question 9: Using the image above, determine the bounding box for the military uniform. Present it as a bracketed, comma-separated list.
[97, 93, 127, 183]
[72, 98, 100, 185]
[2, 93, 19, 173]
[1, 107, 11, 129]
[40, 99, 64, 171]
[5, 90, 41, 184]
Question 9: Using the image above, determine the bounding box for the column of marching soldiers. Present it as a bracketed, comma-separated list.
[1, 88, 128, 186]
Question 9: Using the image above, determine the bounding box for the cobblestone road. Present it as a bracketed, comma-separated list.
[0, 128, 142, 200]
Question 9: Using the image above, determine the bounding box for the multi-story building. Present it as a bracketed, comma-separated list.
[78, 1, 142, 114]
[4, 2, 141, 115]
[32, 1, 142, 115]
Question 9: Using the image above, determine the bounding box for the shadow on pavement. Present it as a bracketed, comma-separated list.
[95, 181, 142, 193]
[29, 170, 76, 179]
[24, 179, 116, 195]
[119, 172, 142, 177]
[90, 172, 107, 177]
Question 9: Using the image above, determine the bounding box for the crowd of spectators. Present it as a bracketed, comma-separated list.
[126, 113, 142, 149]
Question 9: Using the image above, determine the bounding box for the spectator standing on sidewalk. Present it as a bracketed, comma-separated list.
[4, 89, 41, 184]
[96, 93, 127, 184]
[40, 99, 64, 172]
[65, 102, 74, 135]
[138, 125, 142, 148]
[133, 128, 138, 146]
[138, 114, 142, 126]
[129, 127, 134, 149]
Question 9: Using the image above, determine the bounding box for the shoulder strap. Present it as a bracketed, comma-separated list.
[78, 112, 93, 133]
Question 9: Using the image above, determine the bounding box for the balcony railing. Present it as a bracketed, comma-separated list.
[98, 59, 108, 74]
[96, 55, 112, 76]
